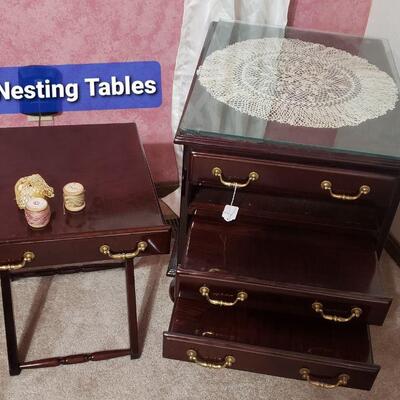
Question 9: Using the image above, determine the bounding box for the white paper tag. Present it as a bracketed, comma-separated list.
[222, 204, 239, 222]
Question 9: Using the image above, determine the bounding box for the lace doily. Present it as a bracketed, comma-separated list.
[197, 38, 399, 128]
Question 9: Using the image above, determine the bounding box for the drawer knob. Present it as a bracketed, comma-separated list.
[300, 368, 350, 389]
[312, 301, 362, 323]
[199, 285, 248, 307]
[212, 167, 259, 188]
[186, 349, 235, 369]
[0, 251, 35, 271]
[321, 180, 370, 201]
[99, 241, 147, 260]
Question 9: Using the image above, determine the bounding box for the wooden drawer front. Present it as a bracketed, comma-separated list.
[163, 298, 379, 390]
[164, 334, 378, 391]
[189, 152, 396, 209]
[181, 216, 391, 326]
[176, 276, 390, 326]
[0, 227, 170, 270]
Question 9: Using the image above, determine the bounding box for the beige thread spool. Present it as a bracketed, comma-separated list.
[24, 197, 51, 228]
[63, 182, 85, 212]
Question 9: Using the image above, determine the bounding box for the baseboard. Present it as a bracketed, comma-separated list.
[385, 234, 400, 267]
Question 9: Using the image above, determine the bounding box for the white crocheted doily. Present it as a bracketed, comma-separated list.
[197, 38, 399, 128]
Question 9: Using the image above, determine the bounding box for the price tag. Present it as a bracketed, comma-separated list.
[222, 184, 239, 222]
[222, 204, 239, 222]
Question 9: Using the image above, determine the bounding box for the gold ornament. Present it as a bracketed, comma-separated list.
[14, 174, 55, 209]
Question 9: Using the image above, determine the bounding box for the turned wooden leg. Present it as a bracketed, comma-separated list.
[1, 271, 21, 376]
[125, 258, 139, 359]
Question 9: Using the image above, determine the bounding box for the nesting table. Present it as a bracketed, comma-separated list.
[0, 123, 170, 375]
[164, 21, 400, 391]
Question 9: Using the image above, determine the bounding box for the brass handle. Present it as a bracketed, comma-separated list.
[312, 302, 362, 323]
[300, 368, 350, 389]
[99, 241, 147, 260]
[212, 167, 259, 188]
[186, 349, 235, 369]
[321, 180, 370, 201]
[0, 251, 35, 271]
[199, 286, 248, 306]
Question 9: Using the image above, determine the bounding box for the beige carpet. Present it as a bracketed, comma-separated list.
[1, 252, 399, 400]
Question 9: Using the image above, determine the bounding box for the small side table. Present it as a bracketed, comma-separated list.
[0, 123, 170, 375]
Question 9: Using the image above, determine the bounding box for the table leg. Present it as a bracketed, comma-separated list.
[2, 260, 142, 374]
[0, 271, 21, 375]
[125, 258, 139, 359]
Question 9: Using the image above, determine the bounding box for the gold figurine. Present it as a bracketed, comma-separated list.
[15, 174, 55, 209]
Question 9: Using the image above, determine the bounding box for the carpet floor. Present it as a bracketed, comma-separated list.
[1, 252, 399, 400]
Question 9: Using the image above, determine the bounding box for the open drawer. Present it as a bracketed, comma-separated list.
[163, 297, 380, 390]
[188, 187, 380, 234]
[175, 216, 391, 325]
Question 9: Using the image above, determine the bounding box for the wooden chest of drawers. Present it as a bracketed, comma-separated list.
[163, 21, 400, 391]
[164, 143, 399, 390]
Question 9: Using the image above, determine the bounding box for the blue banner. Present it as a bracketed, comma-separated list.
[0, 61, 162, 115]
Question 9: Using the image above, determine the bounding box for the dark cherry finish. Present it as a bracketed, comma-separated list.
[20, 349, 131, 369]
[11, 260, 124, 278]
[1, 271, 21, 375]
[163, 298, 379, 390]
[0, 123, 171, 375]
[190, 152, 397, 211]
[167, 116, 400, 392]
[1, 228, 170, 269]
[189, 188, 379, 235]
[165, 21, 400, 391]
[0, 123, 165, 244]
[167, 134, 398, 390]
[177, 144, 400, 263]
[176, 216, 391, 325]
[126, 258, 140, 358]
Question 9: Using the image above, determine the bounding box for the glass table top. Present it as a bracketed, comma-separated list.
[179, 21, 400, 160]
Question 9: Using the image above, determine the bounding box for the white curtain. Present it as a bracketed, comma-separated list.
[163, 0, 291, 213]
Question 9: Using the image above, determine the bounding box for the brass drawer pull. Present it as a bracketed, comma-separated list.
[199, 286, 248, 306]
[212, 167, 259, 188]
[300, 368, 350, 389]
[0, 251, 35, 271]
[186, 349, 235, 369]
[321, 180, 370, 201]
[99, 241, 147, 260]
[312, 302, 362, 322]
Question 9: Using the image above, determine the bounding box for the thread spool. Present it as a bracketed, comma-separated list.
[63, 182, 85, 212]
[24, 197, 51, 228]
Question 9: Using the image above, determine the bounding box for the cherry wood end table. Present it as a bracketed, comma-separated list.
[163, 21, 400, 391]
[0, 123, 170, 375]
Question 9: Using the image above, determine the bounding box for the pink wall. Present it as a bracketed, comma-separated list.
[0, 1, 184, 185]
[288, 0, 372, 35]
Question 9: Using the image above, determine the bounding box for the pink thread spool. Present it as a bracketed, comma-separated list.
[24, 197, 51, 228]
